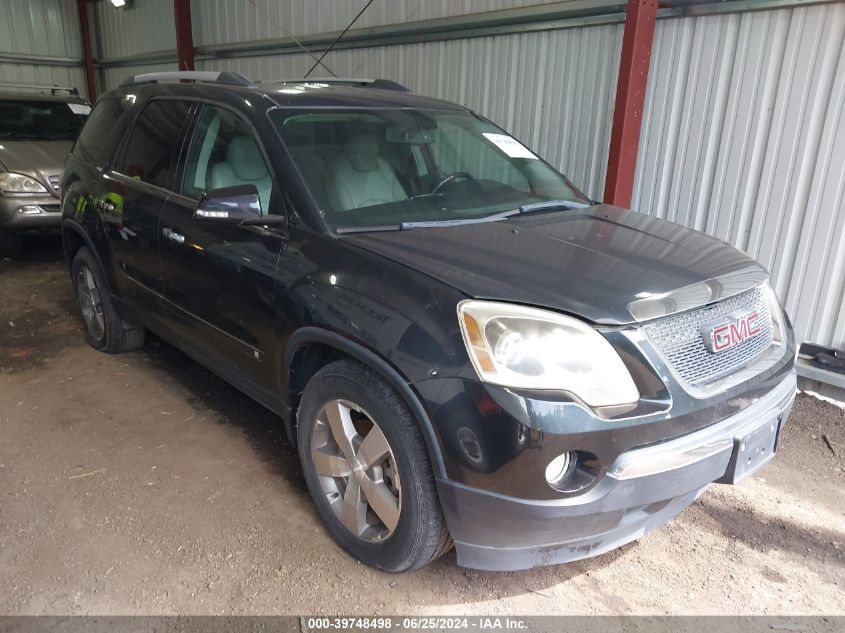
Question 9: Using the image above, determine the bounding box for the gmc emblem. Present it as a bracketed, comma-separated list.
[701, 311, 761, 353]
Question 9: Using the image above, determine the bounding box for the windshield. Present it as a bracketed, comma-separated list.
[269, 108, 588, 230]
[0, 100, 88, 140]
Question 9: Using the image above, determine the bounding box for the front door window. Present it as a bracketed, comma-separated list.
[181, 105, 274, 215]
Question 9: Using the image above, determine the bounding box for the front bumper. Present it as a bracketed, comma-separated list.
[0, 194, 62, 231]
[436, 371, 796, 571]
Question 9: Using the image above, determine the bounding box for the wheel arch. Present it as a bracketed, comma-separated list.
[61, 218, 140, 326]
[61, 219, 103, 275]
[283, 326, 447, 479]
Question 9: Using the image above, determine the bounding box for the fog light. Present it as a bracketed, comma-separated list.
[545, 450, 601, 493]
[18, 205, 42, 215]
[545, 452, 574, 488]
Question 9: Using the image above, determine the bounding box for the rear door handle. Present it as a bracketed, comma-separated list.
[162, 227, 185, 244]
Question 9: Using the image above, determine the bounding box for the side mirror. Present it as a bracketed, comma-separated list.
[194, 185, 284, 225]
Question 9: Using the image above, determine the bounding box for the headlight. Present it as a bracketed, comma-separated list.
[0, 172, 48, 194]
[457, 300, 640, 407]
[761, 282, 786, 345]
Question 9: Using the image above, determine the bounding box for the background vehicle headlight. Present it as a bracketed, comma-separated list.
[0, 172, 48, 194]
[458, 300, 640, 407]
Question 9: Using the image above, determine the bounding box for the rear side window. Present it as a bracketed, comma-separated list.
[75, 97, 127, 165]
[120, 100, 191, 190]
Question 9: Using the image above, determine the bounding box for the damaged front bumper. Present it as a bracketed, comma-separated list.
[436, 372, 796, 571]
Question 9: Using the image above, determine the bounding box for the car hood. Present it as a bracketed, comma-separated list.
[0, 139, 73, 188]
[343, 205, 768, 325]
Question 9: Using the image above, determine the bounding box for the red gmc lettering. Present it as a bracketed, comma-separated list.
[711, 312, 759, 352]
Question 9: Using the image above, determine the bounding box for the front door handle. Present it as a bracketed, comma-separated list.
[162, 227, 185, 244]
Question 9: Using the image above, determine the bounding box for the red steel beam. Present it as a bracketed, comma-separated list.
[603, 0, 658, 208]
[174, 0, 195, 71]
[76, 0, 96, 102]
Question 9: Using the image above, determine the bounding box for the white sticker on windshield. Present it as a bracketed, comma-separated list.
[482, 133, 537, 159]
[67, 103, 91, 115]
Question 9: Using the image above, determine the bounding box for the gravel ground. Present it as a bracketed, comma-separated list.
[1, 236, 843, 616]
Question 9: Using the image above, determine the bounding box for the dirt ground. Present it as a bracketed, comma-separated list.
[1, 235, 843, 616]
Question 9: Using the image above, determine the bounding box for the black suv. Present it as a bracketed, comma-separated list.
[61, 71, 797, 572]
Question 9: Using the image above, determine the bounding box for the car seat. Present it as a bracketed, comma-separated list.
[208, 135, 272, 214]
[331, 134, 407, 211]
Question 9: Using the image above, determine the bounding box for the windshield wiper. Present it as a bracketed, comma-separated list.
[399, 215, 510, 230]
[334, 199, 592, 234]
[498, 198, 593, 219]
[335, 224, 401, 234]
[336, 213, 510, 234]
[0, 132, 37, 139]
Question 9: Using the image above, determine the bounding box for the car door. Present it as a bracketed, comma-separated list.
[157, 102, 286, 395]
[102, 98, 192, 314]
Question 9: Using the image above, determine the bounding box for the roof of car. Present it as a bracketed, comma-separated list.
[261, 82, 465, 111]
[0, 91, 88, 104]
[107, 72, 465, 112]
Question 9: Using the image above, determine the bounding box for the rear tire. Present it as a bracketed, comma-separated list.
[71, 246, 145, 353]
[297, 359, 452, 572]
[0, 227, 23, 258]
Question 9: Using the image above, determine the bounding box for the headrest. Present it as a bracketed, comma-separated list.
[226, 135, 268, 180]
[343, 134, 380, 172]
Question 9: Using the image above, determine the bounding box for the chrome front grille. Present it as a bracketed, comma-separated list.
[48, 175, 60, 193]
[643, 286, 774, 390]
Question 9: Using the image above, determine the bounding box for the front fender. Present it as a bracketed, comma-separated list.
[282, 326, 448, 479]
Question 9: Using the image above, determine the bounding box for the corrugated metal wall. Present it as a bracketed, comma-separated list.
[194, 0, 566, 46]
[634, 2, 845, 351]
[91, 0, 181, 95]
[93, 0, 176, 61]
[0, 0, 86, 96]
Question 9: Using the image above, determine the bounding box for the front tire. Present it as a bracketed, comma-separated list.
[71, 246, 145, 353]
[297, 360, 452, 572]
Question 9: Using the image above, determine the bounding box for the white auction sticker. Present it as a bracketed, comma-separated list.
[482, 133, 537, 159]
[67, 103, 91, 115]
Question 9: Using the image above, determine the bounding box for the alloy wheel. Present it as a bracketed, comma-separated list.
[311, 399, 402, 542]
[76, 265, 105, 341]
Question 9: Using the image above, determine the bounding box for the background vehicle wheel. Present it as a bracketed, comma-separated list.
[297, 359, 452, 572]
[71, 246, 145, 353]
[0, 227, 23, 258]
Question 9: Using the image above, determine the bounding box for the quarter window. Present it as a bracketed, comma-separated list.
[120, 100, 191, 190]
[181, 105, 273, 215]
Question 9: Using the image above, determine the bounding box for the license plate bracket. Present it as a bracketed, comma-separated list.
[719, 413, 781, 484]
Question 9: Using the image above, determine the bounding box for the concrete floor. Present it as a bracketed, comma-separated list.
[1, 236, 843, 615]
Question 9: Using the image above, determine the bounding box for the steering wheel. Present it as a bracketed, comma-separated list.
[431, 171, 481, 195]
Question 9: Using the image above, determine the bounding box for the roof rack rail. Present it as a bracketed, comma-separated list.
[264, 78, 411, 92]
[0, 82, 80, 96]
[120, 71, 255, 88]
